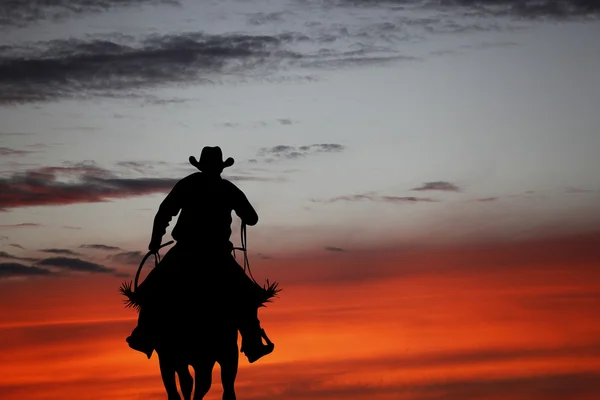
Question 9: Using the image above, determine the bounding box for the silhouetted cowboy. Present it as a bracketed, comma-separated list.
[126, 146, 274, 363]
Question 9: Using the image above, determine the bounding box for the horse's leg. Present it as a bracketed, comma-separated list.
[217, 335, 239, 400]
[158, 352, 182, 400]
[191, 358, 216, 400]
[176, 365, 193, 400]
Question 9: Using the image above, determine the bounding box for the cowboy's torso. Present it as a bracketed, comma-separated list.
[171, 173, 236, 249]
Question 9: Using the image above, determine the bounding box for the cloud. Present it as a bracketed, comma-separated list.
[80, 244, 122, 251]
[0, 236, 7, 240]
[0, 163, 177, 210]
[257, 143, 346, 162]
[476, 196, 498, 202]
[0, 262, 54, 278]
[433, 0, 600, 18]
[0, 32, 303, 104]
[0, 0, 180, 28]
[315, 193, 437, 203]
[411, 181, 461, 192]
[115, 160, 169, 174]
[8, 244, 25, 249]
[37, 257, 115, 274]
[0, 147, 34, 156]
[0, 251, 39, 263]
[325, 246, 345, 252]
[0, 223, 41, 228]
[109, 250, 144, 265]
[39, 248, 82, 256]
[62, 226, 82, 230]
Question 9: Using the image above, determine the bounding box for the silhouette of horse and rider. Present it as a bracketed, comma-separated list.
[120, 146, 280, 400]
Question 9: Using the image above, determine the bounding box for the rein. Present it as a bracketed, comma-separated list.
[134, 223, 257, 291]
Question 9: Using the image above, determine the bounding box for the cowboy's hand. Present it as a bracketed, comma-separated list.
[148, 239, 161, 253]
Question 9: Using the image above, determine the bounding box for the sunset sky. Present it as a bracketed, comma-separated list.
[1, 0, 600, 399]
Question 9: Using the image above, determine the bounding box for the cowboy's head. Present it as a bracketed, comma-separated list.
[189, 146, 234, 176]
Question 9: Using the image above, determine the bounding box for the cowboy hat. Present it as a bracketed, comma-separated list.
[189, 146, 234, 172]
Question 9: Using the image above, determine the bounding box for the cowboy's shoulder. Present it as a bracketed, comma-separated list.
[176, 172, 203, 188]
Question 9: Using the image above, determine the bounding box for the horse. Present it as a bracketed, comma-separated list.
[154, 299, 240, 400]
[121, 241, 279, 400]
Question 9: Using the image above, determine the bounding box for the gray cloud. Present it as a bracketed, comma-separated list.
[430, 0, 600, 18]
[110, 250, 144, 265]
[0, 32, 302, 104]
[39, 248, 82, 256]
[325, 246, 345, 252]
[316, 193, 438, 203]
[8, 243, 25, 249]
[37, 257, 115, 274]
[0, 223, 41, 228]
[411, 181, 461, 192]
[257, 143, 346, 162]
[0, 162, 177, 210]
[80, 244, 122, 251]
[0, 0, 180, 28]
[0, 262, 54, 278]
[476, 196, 498, 202]
[0, 251, 39, 262]
[0, 147, 35, 156]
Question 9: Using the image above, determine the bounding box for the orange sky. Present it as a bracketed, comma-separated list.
[1, 231, 600, 400]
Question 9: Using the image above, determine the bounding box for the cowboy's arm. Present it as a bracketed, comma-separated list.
[231, 184, 258, 226]
[149, 180, 185, 251]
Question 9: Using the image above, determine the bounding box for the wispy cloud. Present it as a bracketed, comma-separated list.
[0, 251, 39, 263]
[476, 196, 498, 202]
[39, 248, 82, 256]
[256, 143, 346, 162]
[8, 244, 25, 249]
[0, 262, 53, 278]
[325, 246, 345, 252]
[411, 181, 461, 192]
[315, 193, 437, 203]
[80, 244, 122, 251]
[0, 223, 41, 229]
[109, 250, 144, 265]
[0, 0, 180, 28]
[0, 32, 302, 104]
[37, 257, 115, 274]
[0, 162, 177, 210]
[0, 147, 34, 156]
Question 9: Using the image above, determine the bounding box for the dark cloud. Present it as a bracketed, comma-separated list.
[0, 147, 34, 156]
[0, 163, 177, 210]
[431, 0, 600, 18]
[0, 262, 53, 278]
[0, 223, 41, 228]
[9, 244, 25, 249]
[0, 251, 39, 262]
[476, 196, 498, 202]
[316, 193, 437, 203]
[39, 248, 81, 256]
[411, 181, 461, 192]
[0, 0, 180, 28]
[110, 250, 144, 265]
[80, 244, 122, 251]
[37, 257, 115, 274]
[0, 32, 302, 104]
[0, 236, 7, 240]
[325, 246, 344, 252]
[257, 143, 346, 162]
